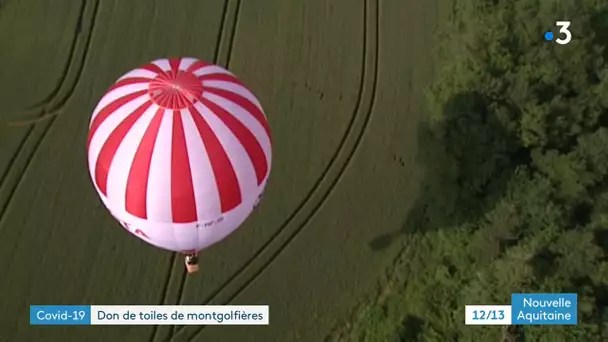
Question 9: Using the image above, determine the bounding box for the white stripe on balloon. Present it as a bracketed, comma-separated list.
[181, 108, 222, 220]
[146, 109, 174, 223]
[195, 101, 258, 207]
[88, 95, 149, 188]
[106, 103, 159, 213]
[203, 92, 271, 169]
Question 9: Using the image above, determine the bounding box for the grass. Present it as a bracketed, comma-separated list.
[328, 231, 491, 342]
[0, 0, 83, 114]
[0, 0, 450, 341]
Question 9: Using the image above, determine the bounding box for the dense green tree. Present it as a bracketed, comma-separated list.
[335, 0, 608, 341]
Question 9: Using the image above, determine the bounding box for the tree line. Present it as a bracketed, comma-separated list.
[342, 0, 608, 341]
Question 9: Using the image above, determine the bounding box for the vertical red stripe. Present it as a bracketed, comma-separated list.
[202, 98, 268, 184]
[94, 101, 153, 195]
[168, 58, 181, 77]
[186, 60, 210, 73]
[177, 95, 186, 109]
[87, 90, 147, 148]
[189, 106, 242, 212]
[171, 110, 198, 222]
[125, 108, 165, 218]
[203, 87, 272, 142]
[171, 93, 178, 110]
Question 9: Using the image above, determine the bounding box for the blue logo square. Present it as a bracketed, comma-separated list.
[30, 305, 91, 325]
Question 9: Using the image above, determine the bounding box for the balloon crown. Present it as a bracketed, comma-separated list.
[148, 70, 203, 110]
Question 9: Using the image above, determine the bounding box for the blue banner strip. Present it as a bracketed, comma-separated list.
[511, 293, 577, 325]
[30, 305, 91, 325]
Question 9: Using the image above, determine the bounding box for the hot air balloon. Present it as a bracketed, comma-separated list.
[86, 57, 272, 273]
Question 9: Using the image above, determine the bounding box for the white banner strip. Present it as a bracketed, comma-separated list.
[90, 305, 269, 325]
[465, 305, 511, 325]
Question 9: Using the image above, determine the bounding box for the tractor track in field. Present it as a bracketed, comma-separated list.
[25, 0, 86, 111]
[0, 0, 101, 226]
[172, 0, 379, 340]
[0, 0, 86, 199]
[148, 1, 238, 342]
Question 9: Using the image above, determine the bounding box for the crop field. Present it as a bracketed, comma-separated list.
[0, 0, 450, 341]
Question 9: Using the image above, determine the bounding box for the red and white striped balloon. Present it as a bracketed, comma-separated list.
[87, 57, 272, 253]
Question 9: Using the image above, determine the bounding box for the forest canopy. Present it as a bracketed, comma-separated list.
[337, 0, 608, 340]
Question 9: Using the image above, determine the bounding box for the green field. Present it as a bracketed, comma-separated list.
[0, 0, 451, 341]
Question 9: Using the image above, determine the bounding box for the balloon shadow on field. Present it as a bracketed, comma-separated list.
[368, 91, 530, 251]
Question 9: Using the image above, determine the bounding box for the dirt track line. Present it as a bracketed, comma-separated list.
[45, 0, 103, 113]
[149, 252, 179, 341]
[148, 1, 237, 342]
[25, 0, 86, 110]
[173, 0, 379, 340]
[220, 0, 241, 70]
[0, 0, 86, 193]
[0, 0, 101, 226]
[0, 126, 32, 197]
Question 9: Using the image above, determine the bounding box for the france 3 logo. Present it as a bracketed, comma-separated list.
[544, 21, 571, 45]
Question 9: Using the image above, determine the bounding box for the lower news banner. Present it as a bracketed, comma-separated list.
[511, 293, 577, 325]
[465, 293, 577, 325]
[30, 305, 270, 325]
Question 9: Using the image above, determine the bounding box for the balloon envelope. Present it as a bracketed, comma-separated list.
[87, 57, 272, 253]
